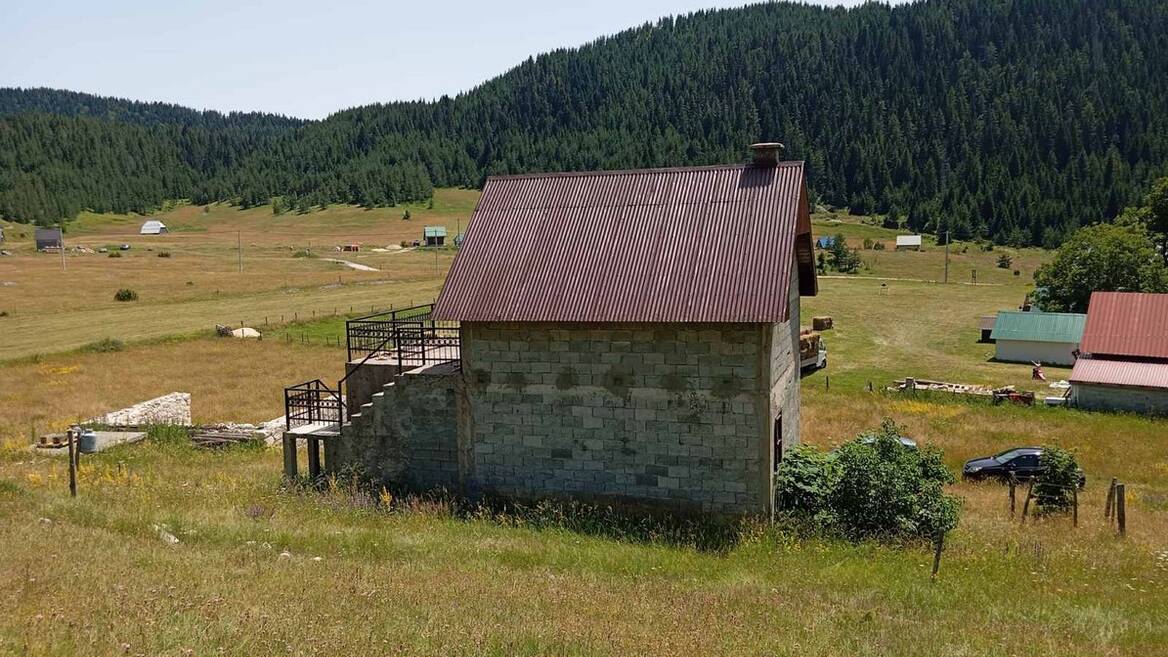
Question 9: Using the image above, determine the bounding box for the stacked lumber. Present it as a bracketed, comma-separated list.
[191, 430, 260, 448]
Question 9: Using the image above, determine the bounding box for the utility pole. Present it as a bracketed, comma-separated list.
[237, 231, 243, 273]
[943, 230, 950, 284]
[59, 223, 66, 272]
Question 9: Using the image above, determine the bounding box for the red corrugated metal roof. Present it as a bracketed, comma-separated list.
[1070, 358, 1168, 389]
[433, 162, 815, 323]
[1080, 292, 1168, 359]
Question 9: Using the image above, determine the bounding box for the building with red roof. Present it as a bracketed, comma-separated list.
[1070, 291, 1168, 414]
[304, 143, 818, 517]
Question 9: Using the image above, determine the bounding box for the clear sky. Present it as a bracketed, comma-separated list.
[2, 0, 904, 119]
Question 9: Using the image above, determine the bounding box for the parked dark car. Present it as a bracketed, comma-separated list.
[963, 447, 1085, 488]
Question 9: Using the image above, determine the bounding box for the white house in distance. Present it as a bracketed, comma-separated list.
[895, 234, 922, 250]
[140, 220, 167, 235]
[990, 310, 1086, 366]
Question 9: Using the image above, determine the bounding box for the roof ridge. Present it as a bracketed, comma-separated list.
[485, 161, 804, 182]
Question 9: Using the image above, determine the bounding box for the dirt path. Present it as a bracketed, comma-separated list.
[323, 258, 379, 272]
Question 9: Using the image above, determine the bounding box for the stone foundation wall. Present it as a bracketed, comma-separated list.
[91, 392, 191, 426]
[460, 322, 786, 515]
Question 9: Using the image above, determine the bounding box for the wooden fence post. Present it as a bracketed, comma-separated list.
[1021, 479, 1035, 522]
[1116, 483, 1126, 537]
[1105, 477, 1117, 519]
[66, 429, 77, 498]
[931, 531, 945, 580]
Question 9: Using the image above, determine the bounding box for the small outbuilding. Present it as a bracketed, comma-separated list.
[978, 315, 998, 343]
[1071, 292, 1168, 414]
[990, 311, 1086, 366]
[895, 235, 922, 250]
[35, 227, 62, 251]
[139, 220, 167, 235]
[423, 226, 447, 247]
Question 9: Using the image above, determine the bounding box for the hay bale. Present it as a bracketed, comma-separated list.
[812, 316, 834, 331]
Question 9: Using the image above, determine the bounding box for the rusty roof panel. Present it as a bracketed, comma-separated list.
[1070, 358, 1168, 390]
[1080, 292, 1168, 359]
[433, 162, 814, 323]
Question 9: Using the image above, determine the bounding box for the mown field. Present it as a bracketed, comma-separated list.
[0, 190, 477, 359]
[1, 200, 1165, 656]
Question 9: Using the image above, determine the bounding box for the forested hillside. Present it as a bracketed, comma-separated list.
[3, 0, 1168, 246]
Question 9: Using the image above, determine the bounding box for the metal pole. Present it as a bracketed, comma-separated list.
[237, 231, 243, 273]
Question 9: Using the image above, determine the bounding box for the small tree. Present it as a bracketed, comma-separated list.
[402, 209, 412, 221]
[1034, 445, 1081, 514]
[828, 233, 861, 273]
[114, 288, 138, 302]
[1034, 222, 1168, 312]
[774, 418, 961, 542]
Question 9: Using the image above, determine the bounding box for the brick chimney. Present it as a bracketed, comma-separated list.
[749, 142, 785, 167]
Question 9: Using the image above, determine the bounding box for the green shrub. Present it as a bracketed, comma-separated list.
[1035, 445, 1082, 514]
[108, 251, 122, 258]
[113, 288, 138, 302]
[292, 249, 316, 258]
[157, 250, 171, 258]
[775, 418, 961, 541]
[872, 240, 885, 251]
[0, 310, 8, 317]
[774, 444, 837, 516]
[81, 338, 125, 353]
[997, 253, 1013, 269]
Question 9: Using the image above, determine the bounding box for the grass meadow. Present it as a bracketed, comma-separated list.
[1, 200, 1165, 655]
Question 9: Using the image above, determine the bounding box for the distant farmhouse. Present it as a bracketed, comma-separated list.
[990, 311, 1086, 366]
[287, 143, 819, 516]
[895, 235, 922, 250]
[1071, 292, 1168, 414]
[139, 219, 167, 235]
[423, 226, 447, 246]
[35, 227, 62, 251]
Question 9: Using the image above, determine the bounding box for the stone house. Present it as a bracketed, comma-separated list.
[1070, 291, 1168, 414]
[293, 143, 818, 516]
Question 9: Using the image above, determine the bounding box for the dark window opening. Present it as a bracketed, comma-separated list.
[773, 414, 783, 473]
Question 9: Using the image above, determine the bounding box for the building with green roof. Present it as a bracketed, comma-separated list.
[990, 310, 1086, 366]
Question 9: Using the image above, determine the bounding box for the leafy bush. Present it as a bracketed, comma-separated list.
[81, 338, 125, 353]
[108, 251, 122, 258]
[997, 253, 1013, 269]
[862, 238, 874, 250]
[292, 249, 315, 258]
[872, 240, 885, 251]
[113, 288, 138, 302]
[775, 418, 961, 541]
[774, 444, 837, 516]
[157, 250, 171, 258]
[0, 310, 8, 317]
[1034, 445, 1081, 514]
[402, 209, 412, 220]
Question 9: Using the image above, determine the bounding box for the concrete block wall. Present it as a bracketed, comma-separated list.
[330, 362, 462, 490]
[770, 260, 802, 466]
[1071, 383, 1168, 415]
[460, 321, 792, 515]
